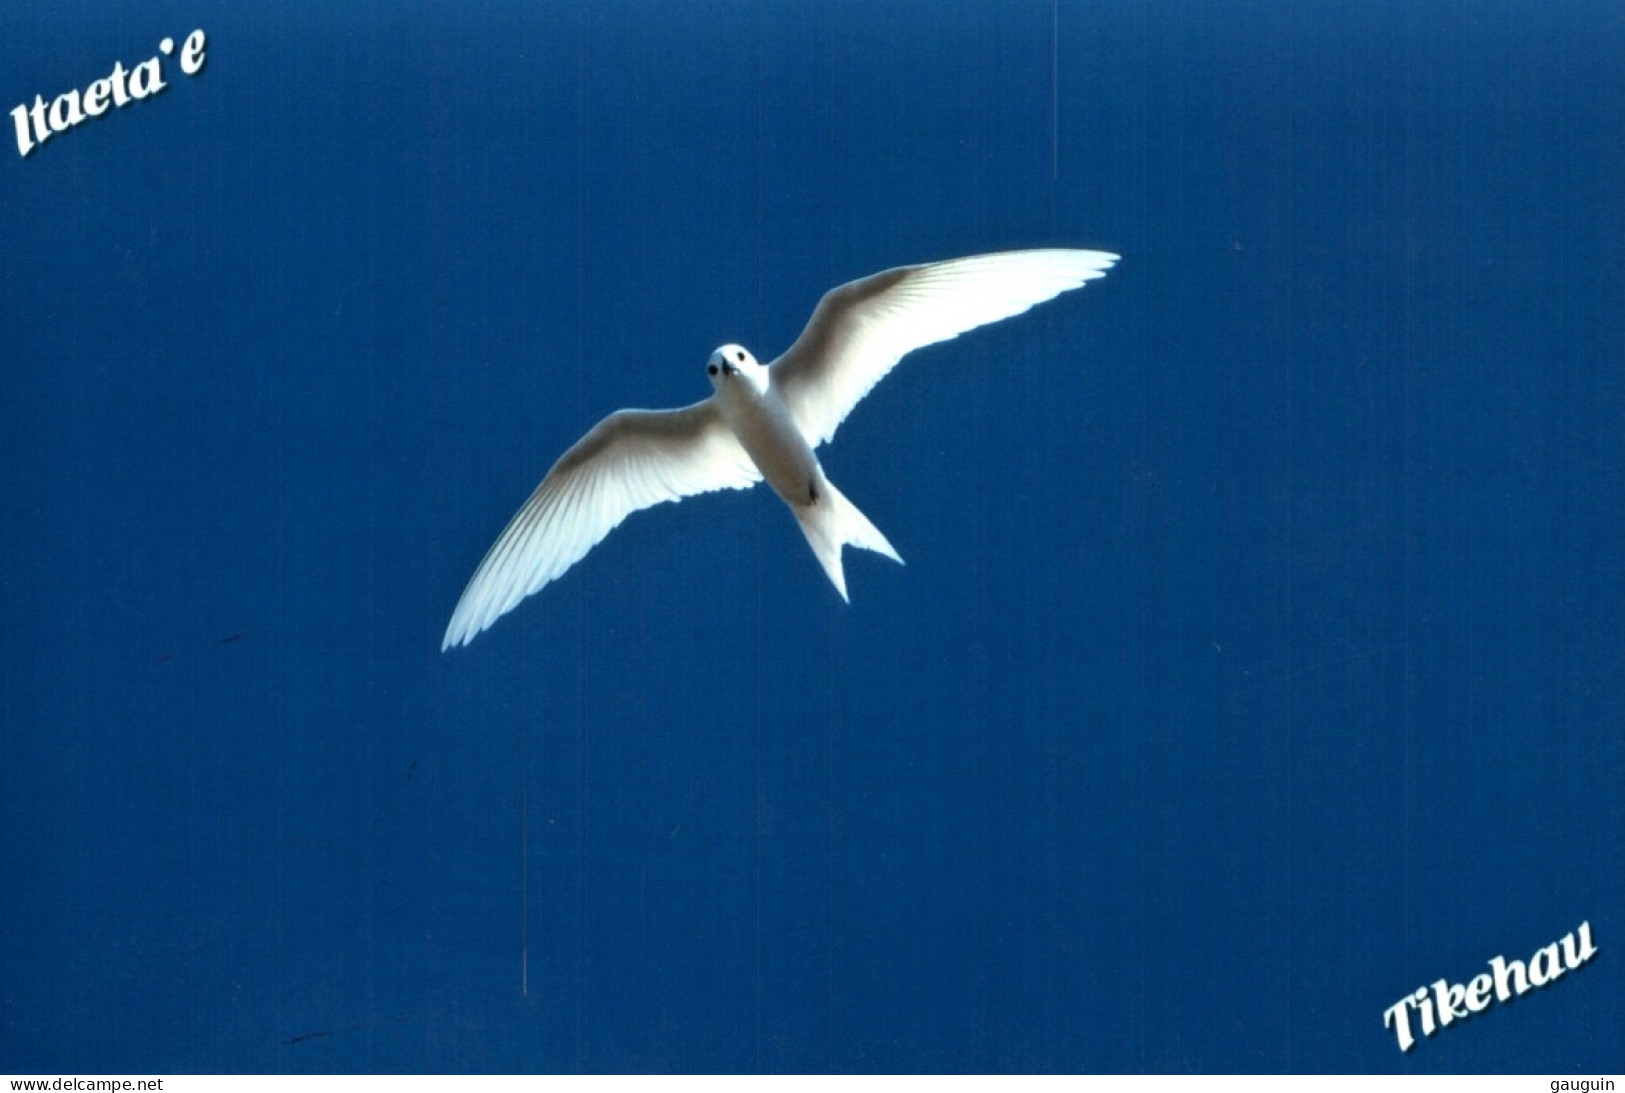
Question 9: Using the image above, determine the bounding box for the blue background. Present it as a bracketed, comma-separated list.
[2, 0, 1621, 1075]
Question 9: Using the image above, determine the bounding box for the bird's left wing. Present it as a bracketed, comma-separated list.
[770, 249, 1118, 446]
[443, 399, 760, 649]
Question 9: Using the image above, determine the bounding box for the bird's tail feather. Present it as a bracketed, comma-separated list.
[793, 477, 903, 602]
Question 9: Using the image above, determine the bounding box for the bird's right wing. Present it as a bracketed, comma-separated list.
[770, 249, 1118, 447]
[442, 399, 760, 649]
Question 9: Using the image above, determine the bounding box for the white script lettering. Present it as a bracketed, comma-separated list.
[10, 29, 208, 158]
[1384, 920, 1597, 1051]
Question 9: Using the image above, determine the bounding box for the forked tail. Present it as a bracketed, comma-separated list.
[792, 477, 903, 601]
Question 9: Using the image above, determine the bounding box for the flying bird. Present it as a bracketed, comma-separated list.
[442, 248, 1118, 649]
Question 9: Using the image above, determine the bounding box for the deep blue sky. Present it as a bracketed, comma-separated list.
[2, 0, 1621, 1075]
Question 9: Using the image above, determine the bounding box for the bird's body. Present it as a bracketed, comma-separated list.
[442, 248, 1118, 649]
[707, 346, 819, 508]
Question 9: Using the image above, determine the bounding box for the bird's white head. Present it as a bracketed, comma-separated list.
[706, 344, 766, 394]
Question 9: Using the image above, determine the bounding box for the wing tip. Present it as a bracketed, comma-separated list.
[440, 598, 495, 651]
[440, 619, 470, 652]
[1059, 247, 1119, 272]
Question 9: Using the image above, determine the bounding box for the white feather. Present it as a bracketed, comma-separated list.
[441, 401, 759, 649]
[770, 249, 1118, 445]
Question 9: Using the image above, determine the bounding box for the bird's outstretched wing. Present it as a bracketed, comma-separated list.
[770, 249, 1118, 446]
[442, 400, 760, 648]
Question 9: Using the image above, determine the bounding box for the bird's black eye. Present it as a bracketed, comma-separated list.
[708, 363, 718, 376]
[735, 350, 746, 362]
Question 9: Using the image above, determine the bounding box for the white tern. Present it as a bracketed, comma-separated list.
[442, 248, 1118, 649]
